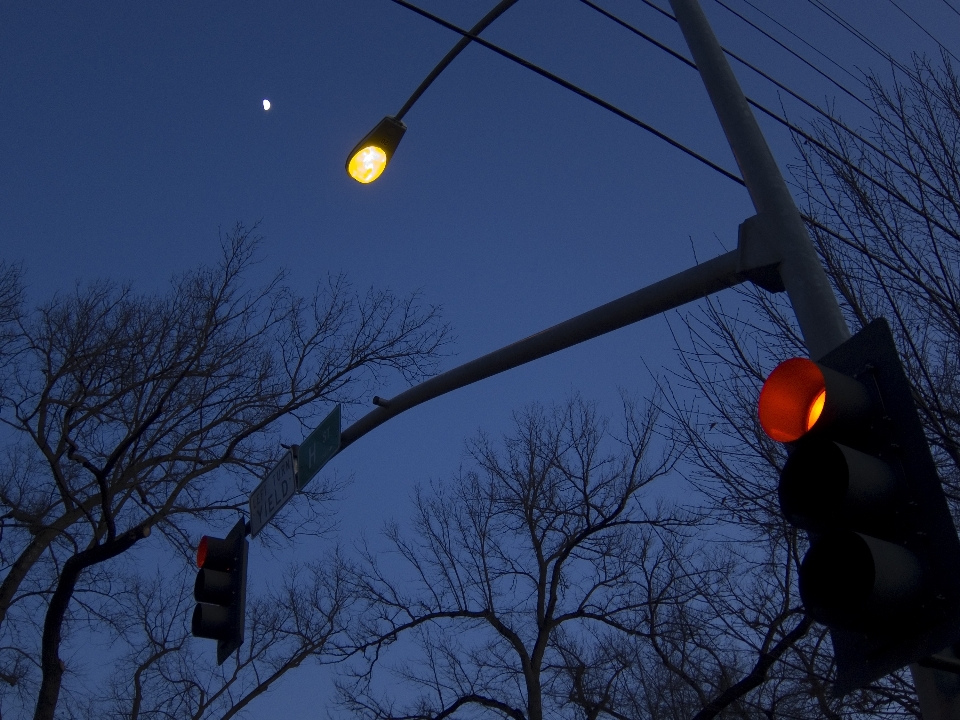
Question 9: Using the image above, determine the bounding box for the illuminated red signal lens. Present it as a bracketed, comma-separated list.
[759, 358, 827, 442]
[197, 536, 209, 568]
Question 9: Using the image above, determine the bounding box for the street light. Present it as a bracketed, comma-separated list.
[344, 0, 520, 183]
[346, 116, 407, 184]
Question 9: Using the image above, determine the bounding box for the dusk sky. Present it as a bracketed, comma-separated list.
[2, 0, 958, 715]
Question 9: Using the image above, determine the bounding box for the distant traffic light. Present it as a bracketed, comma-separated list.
[192, 519, 248, 665]
[759, 318, 960, 692]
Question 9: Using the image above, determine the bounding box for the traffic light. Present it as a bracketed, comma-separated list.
[759, 318, 960, 692]
[192, 518, 248, 665]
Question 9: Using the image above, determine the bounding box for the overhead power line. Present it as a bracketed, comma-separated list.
[589, 0, 875, 132]
[579, 0, 960, 240]
[940, 0, 960, 20]
[639, 0, 677, 23]
[712, 0, 873, 113]
[798, 0, 958, 109]
[803, 0, 918, 82]
[579, 0, 692, 69]
[384, 0, 745, 185]
[884, 0, 960, 65]
[383, 0, 960, 247]
[724, 0, 868, 91]
[609, 3, 960, 262]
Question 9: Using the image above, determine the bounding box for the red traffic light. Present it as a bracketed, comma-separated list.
[759, 357, 873, 443]
[758, 358, 826, 442]
[197, 536, 208, 568]
[192, 520, 248, 665]
[759, 320, 960, 691]
[196, 534, 233, 571]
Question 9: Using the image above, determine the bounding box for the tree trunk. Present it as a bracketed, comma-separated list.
[33, 526, 147, 720]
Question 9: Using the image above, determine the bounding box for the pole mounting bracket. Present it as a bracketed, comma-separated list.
[737, 214, 785, 293]
[918, 651, 960, 676]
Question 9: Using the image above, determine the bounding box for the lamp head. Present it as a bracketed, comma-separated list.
[346, 116, 407, 183]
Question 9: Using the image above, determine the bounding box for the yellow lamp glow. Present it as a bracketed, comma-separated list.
[345, 116, 406, 184]
[348, 146, 388, 184]
[806, 389, 826, 432]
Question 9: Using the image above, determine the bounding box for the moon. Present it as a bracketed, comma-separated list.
[262, 99, 271, 111]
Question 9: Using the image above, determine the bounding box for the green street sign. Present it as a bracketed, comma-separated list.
[296, 404, 341, 490]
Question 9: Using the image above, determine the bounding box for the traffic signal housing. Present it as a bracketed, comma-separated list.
[192, 519, 248, 665]
[760, 318, 960, 692]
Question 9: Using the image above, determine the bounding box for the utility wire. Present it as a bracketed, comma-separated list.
[722, 0, 956, 126]
[578, 0, 949, 204]
[590, 0, 871, 127]
[578, 0, 960, 238]
[602, 0, 950, 188]
[639, 0, 677, 23]
[728, 45, 862, 125]
[630, 3, 954, 254]
[640, 0, 869, 104]
[709, 0, 960, 206]
[940, 0, 960, 20]
[712, 0, 873, 113]
[802, 0, 959, 110]
[384, 0, 746, 185]
[807, 0, 953, 111]
[885, 0, 960, 65]
[803, 0, 918, 82]
[579, 0, 692, 69]
[727, 0, 867, 90]
[386, 0, 960, 246]
[698, 4, 957, 197]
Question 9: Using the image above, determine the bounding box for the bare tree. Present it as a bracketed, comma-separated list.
[552, 529, 819, 720]
[337, 395, 685, 720]
[0, 224, 449, 720]
[0, 261, 24, 385]
[799, 52, 960, 503]
[336, 393, 838, 720]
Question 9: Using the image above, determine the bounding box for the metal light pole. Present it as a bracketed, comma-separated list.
[667, 0, 847, 361]
[667, 0, 960, 715]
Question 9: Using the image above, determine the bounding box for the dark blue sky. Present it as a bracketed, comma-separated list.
[2, 0, 956, 714]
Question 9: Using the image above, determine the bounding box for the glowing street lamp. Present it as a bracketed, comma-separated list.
[344, 0, 519, 184]
[346, 116, 407, 184]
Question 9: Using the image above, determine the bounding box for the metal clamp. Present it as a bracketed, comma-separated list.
[737, 214, 785, 293]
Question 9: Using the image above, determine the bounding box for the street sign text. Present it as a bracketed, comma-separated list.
[249, 450, 295, 537]
[297, 404, 341, 490]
